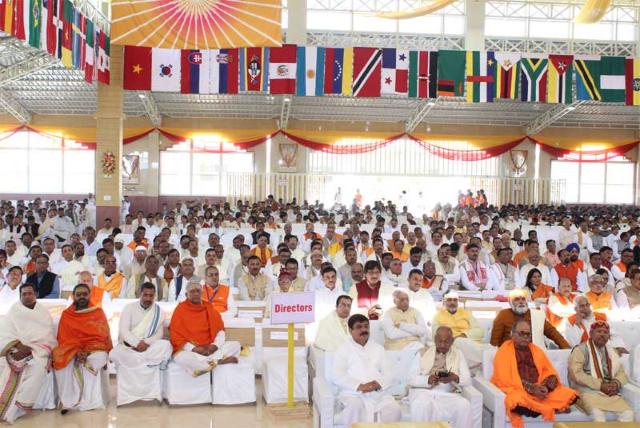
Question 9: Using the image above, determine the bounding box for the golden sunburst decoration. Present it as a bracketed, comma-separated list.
[111, 0, 282, 49]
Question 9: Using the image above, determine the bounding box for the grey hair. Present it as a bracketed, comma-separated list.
[510, 318, 530, 335]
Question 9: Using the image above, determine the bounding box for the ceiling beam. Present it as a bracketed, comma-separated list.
[0, 89, 31, 123]
[279, 95, 292, 129]
[525, 100, 586, 135]
[405, 97, 439, 132]
[137, 91, 162, 127]
[0, 51, 57, 87]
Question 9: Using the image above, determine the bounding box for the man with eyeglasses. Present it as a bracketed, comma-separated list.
[491, 319, 578, 428]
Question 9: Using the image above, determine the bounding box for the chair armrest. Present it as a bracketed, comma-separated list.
[312, 376, 335, 428]
[621, 383, 640, 422]
[472, 376, 506, 428]
[462, 385, 483, 428]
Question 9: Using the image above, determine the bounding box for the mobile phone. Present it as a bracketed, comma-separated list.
[437, 371, 449, 378]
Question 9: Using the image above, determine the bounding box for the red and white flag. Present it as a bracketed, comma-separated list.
[381, 48, 409, 95]
[269, 44, 297, 94]
[352, 47, 382, 97]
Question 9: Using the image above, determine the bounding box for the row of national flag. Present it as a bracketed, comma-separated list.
[121, 44, 640, 106]
[0, 0, 110, 84]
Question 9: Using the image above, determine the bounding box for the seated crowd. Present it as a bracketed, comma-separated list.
[0, 195, 640, 426]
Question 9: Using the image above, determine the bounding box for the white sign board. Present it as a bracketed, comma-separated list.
[270, 292, 315, 325]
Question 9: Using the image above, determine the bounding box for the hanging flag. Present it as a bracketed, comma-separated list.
[151, 48, 180, 92]
[60, 0, 73, 67]
[323, 47, 353, 96]
[26, 0, 40, 48]
[599, 56, 626, 102]
[494, 52, 520, 99]
[40, 0, 47, 51]
[96, 30, 110, 84]
[45, 0, 60, 57]
[12, 0, 24, 40]
[520, 56, 548, 103]
[408, 50, 438, 99]
[239, 47, 269, 92]
[296, 46, 324, 97]
[465, 50, 495, 103]
[352, 47, 382, 97]
[71, 8, 82, 68]
[211, 48, 239, 94]
[437, 50, 465, 97]
[269, 44, 297, 95]
[84, 18, 94, 83]
[625, 57, 640, 106]
[123, 45, 151, 90]
[547, 54, 573, 104]
[0, 0, 14, 34]
[575, 56, 602, 101]
[381, 48, 409, 95]
[180, 50, 211, 94]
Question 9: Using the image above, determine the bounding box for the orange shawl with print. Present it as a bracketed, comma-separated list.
[169, 300, 224, 354]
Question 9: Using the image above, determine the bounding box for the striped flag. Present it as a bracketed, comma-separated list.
[625, 57, 640, 106]
[408, 51, 437, 98]
[380, 48, 409, 95]
[0, 0, 15, 34]
[520, 56, 548, 103]
[211, 49, 239, 94]
[437, 50, 465, 97]
[465, 51, 495, 103]
[547, 54, 573, 104]
[494, 52, 520, 99]
[180, 50, 211, 94]
[599, 56, 626, 102]
[352, 47, 382, 97]
[269, 44, 297, 95]
[323, 47, 353, 96]
[296, 46, 324, 96]
[239, 47, 269, 92]
[576, 56, 602, 101]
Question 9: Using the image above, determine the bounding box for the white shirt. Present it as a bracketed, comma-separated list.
[118, 301, 166, 346]
[332, 338, 392, 395]
[382, 307, 428, 345]
[81, 239, 101, 257]
[314, 285, 344, 320]
[488, 263, 523, 291]
[0, 284, 20, 313]
[520, 263, 552, 286]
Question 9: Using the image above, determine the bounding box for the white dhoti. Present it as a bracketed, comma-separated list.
[453, 337, 484, 372]
[173, 341, 241, 377]
[0, 356, 49, 423]
[387, 342, 424, 390]
[110, 340, 173, 406]
[337, 393, 401, 426]
[409, 389, 471, 428]
[55, 351, 109, 411]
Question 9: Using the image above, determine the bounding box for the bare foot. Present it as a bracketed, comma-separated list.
[556, 407, 572, 414]
[218, 356, 239, 365]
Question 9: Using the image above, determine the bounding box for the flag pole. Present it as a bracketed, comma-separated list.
[287, 322, 294, 408]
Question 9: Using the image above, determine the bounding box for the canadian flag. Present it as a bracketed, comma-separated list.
[269, 44, 297, 94]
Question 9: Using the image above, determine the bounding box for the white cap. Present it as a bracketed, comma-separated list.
[114, 235, 126, 244]
[135, 245, 147, 252]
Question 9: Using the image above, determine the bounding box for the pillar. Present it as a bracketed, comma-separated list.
[286, 0, 307, 44]
[95, 44, 124, 227]
[464, 0, 486, 51]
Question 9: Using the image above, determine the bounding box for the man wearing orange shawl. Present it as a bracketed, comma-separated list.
[491, 319, 578, 428]
[53, 284, 112, 412]
[170, 281, 239, 377]
[250, 233, 272, 268]
[545, 277, 576, 331]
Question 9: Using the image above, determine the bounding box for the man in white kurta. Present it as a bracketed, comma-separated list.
[405, 269, 436, 323]
[332, 314, 401, 426]
[314, 267, 344, 320]
[0, 284, 57, 423]
[408, 326, 472, 428]
[109, 283, 173, 405]
[52, 244, 86, 292]
[314, 295, 352, 352]
[382, 288, 428, 388]
[0, 266, 23, 313]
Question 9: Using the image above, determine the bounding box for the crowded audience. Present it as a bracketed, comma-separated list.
[1, 193, 640, 426]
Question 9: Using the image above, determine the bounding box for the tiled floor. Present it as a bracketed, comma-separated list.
[13, 378, 313, 428]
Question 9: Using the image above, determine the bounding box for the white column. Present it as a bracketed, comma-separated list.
[464, 0, 486, 51]
[286, 0, 307, 44]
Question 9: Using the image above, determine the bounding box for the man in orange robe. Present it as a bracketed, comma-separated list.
[250, 233, 272, 268]
[491, 319, 578, 428]
[169, 281, 239, 377]
[53, 284, 112, 412]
